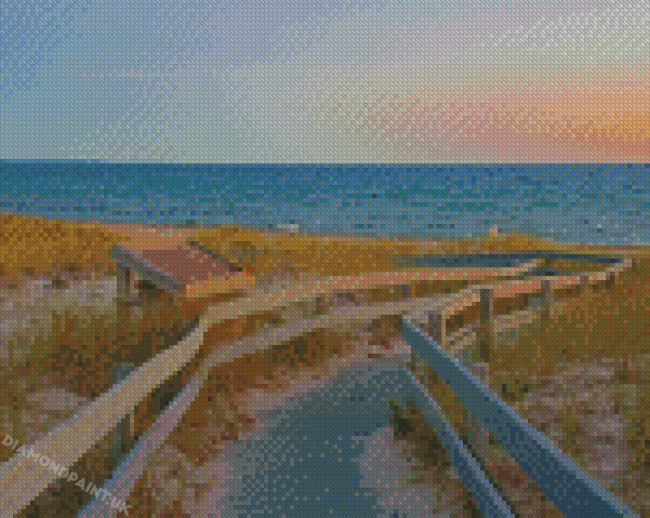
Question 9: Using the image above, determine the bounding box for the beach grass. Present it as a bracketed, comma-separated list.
[0, 291, 206, 463]
[1, 215, 646, 404]
[0, 214, 141, 283]
[491, 257, 650, 490]
[490, 257, 650, 371]
[188, 226, 613, 279]
[1, 213, 638, 283]
[189, 226, 437, 278]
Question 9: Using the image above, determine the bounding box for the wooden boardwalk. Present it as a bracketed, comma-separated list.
[0, 257, 633, 516]
[0, 261, 535, 516]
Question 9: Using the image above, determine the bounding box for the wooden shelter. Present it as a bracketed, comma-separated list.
[112, 240, 243, 307]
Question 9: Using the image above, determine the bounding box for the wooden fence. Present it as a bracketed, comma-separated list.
[0, 256, 633, 516]
[402, 315, 638, 518]
[427, 258, 633, 361]
[0, 261, 533, 516]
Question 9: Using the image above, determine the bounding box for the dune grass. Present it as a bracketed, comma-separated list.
[1, 309, 174, 462]
[490, 258, 650, 372]
[0, 215, 487, 459]
[188, 226, 607, 278]
[2, 215, 644, 408]
[483, 258, 650, 510]
[0, 285, 207, 463]
[394, 260, 649, 516]
[0, 214, 137, 282]
[189, 226, 438, 278]
[1, 213, 628, 282]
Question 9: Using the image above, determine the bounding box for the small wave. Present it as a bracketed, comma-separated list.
[274, 223, 300, 231]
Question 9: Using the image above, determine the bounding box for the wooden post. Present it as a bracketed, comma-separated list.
[315, 295, 328, 315]
[112, 363, 135, 462]
[579, 274, 589, 295]
[118, 265, 139, 306]
[477, 288, 492, 362]
[541, 279, 553, 323]
[117, 266, 129, 303]
[428, 311, 446, 346]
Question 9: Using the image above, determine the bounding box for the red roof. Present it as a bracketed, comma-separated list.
[113, 243, 240, 292]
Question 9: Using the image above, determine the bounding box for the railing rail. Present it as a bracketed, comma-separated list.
[430, 257, 632, 349]
[2, 256, 634, 516]
[402, 315, 639, 518]
[397, 367, 516, 518]
[3, 262, 535, 516]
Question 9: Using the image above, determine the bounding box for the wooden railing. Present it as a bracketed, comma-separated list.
[0, 257, 634, 516]
[401, 315, 639, 518]
[426, 258, 633, 359]
[0, 262, 530, 516]
[84, 274, 637, 518]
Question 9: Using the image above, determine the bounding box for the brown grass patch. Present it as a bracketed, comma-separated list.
[0, 215, 133, 282]
[1, 214, 641, 283]
[189, 226, 436, 277]
[544, 258, 613, 274]
[0, 290, 206, 465]
[494, 259, 650, 373]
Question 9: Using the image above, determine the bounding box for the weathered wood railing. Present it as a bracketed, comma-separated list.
[1, 263, 531, 516]
[86, 277, 637, 518]
[82, 257, 633, 517]
[1, 257, 633, 516]
[428, 258, 632, 360]
[401, 315, 639, 518]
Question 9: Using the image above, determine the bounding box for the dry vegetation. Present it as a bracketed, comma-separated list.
[0, 214, 132, 282]
[488, 257, 649, 372]
[0, 214, 635, 283]
[189, 226, 440, 278]
[492, 258, 650, 510]
[189, 226, 639, 290]
[395, 257, 650, 516]
[0, 216, 206, 464]
[0, 293, 207, 464]
[0, 214, 488, 466]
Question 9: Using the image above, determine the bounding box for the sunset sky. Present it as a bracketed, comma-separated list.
[1, 0, 648, 163]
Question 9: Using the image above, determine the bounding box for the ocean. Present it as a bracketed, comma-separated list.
[1, 161, 648, 246]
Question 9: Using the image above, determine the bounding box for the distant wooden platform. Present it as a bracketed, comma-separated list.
[112, 241, 254, 303]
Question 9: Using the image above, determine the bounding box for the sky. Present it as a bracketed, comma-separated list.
[1, 0, 648, 163]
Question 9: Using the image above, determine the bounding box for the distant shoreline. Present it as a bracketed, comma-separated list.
[2, 211, 650, 253]
[5, 211, 650, 264]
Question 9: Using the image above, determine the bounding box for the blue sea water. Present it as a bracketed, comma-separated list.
[1, 161, 648, 246]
